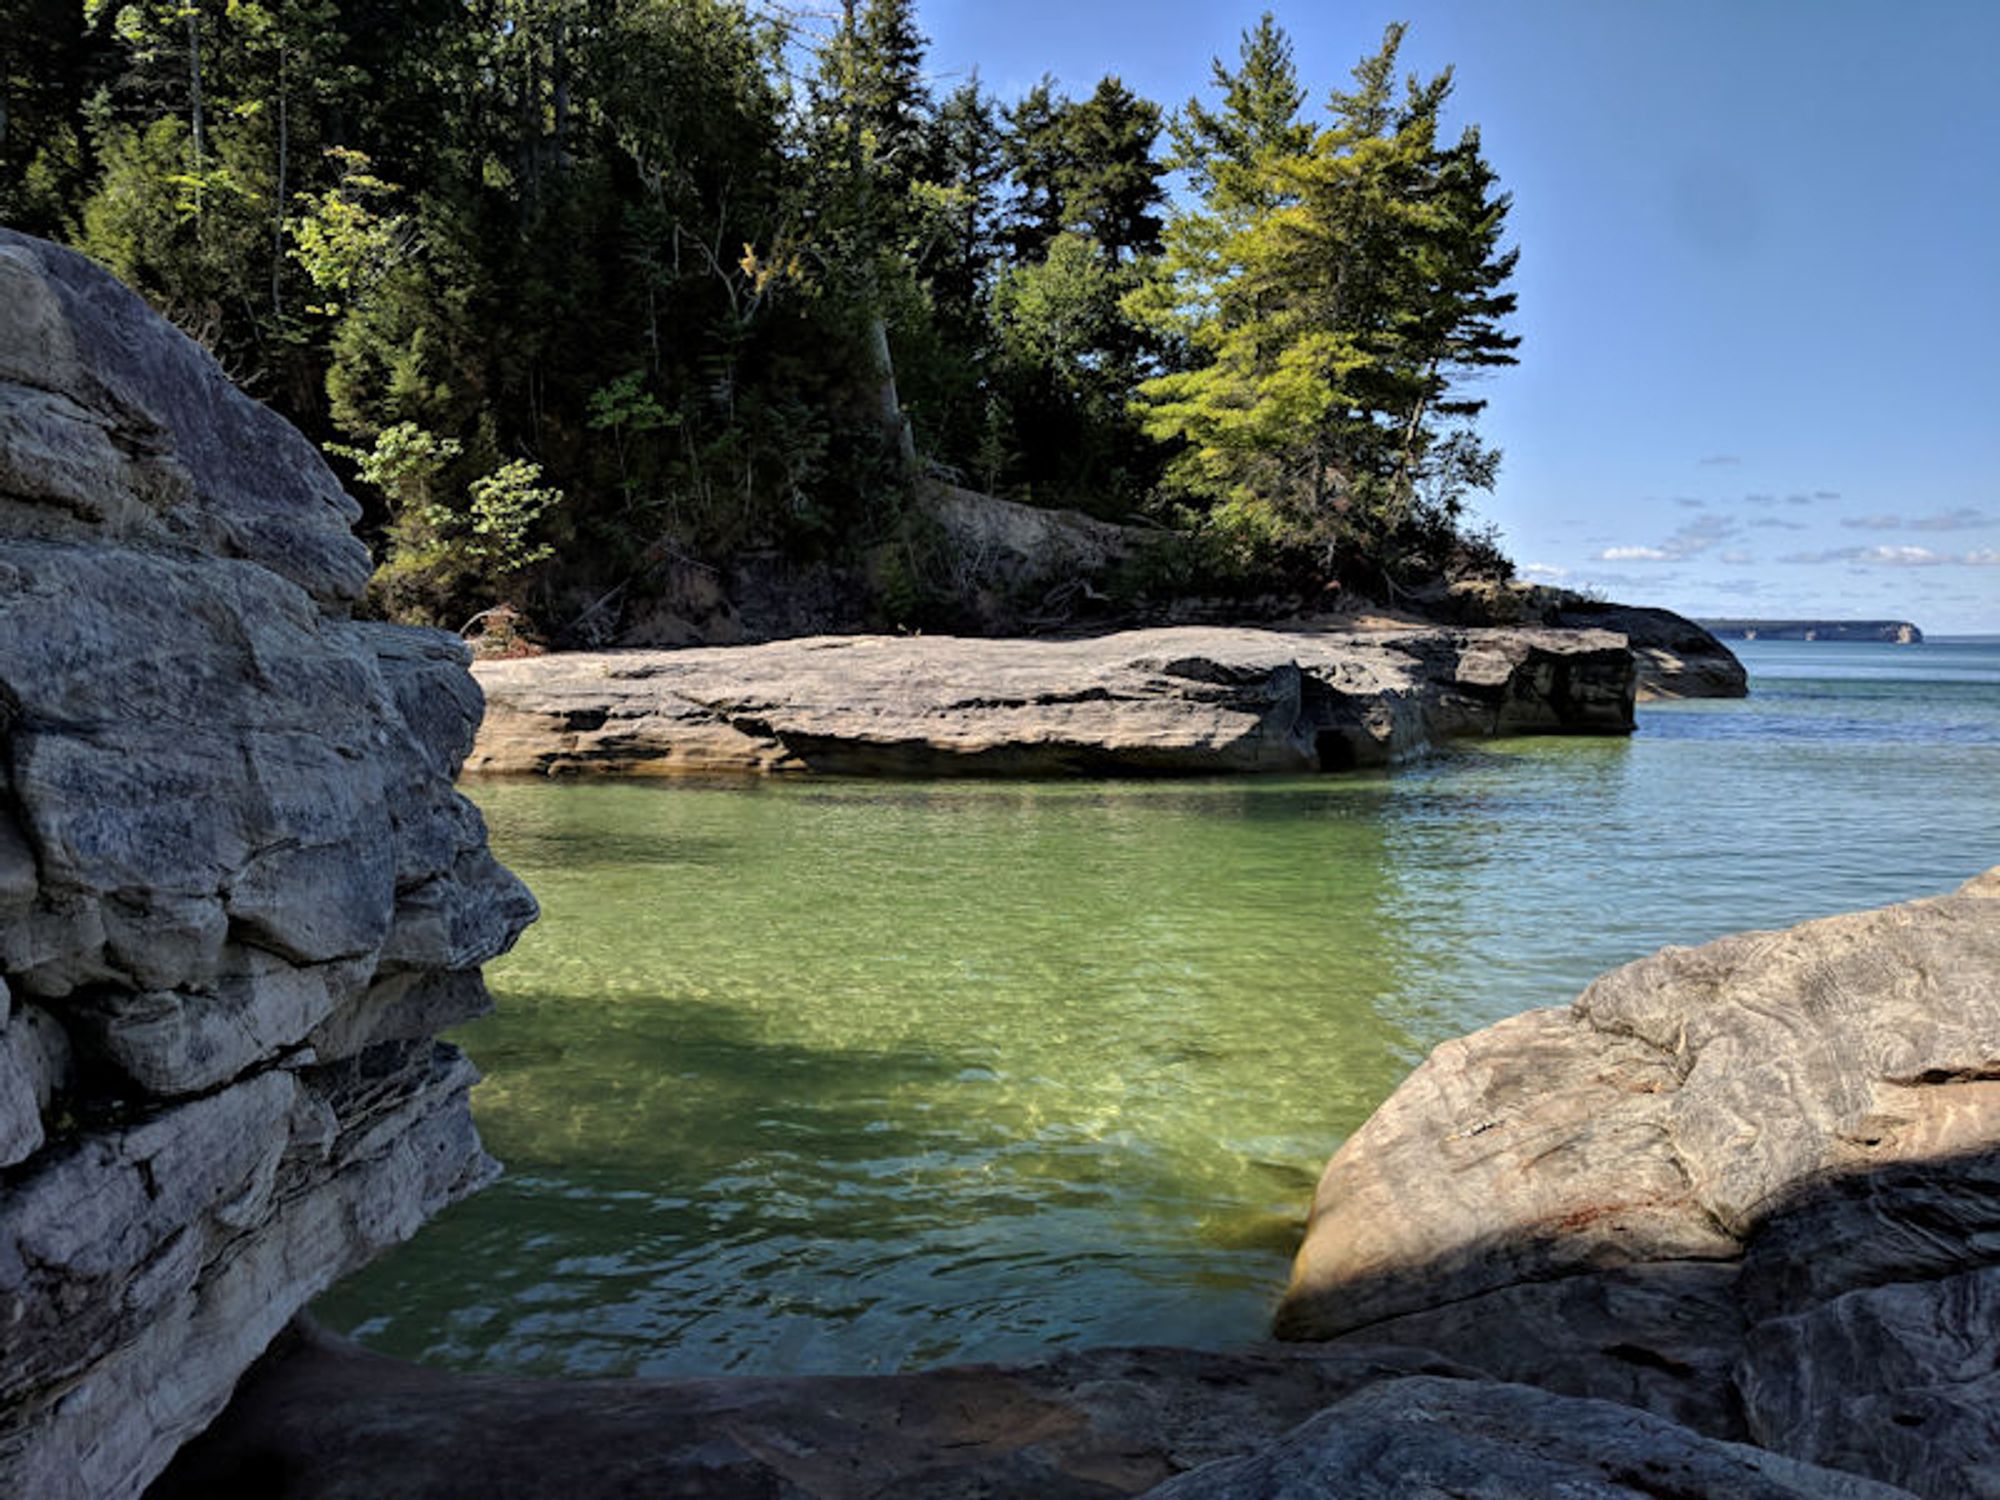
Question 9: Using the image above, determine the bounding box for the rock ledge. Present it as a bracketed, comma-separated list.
[468, 624, 1637, 777]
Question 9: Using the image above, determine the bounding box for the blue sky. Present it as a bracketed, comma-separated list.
[917, 0, 2000, 633]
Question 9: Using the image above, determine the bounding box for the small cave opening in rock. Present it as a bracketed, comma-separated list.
[1315, 729, 1358, 772]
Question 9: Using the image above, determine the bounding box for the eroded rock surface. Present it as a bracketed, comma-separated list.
[1550, 599, 1749, 700]
[467, 624, 1636, 777]
[1429, 581, 1749, 700]
[1150, 1378, 1912, 1499]
[1279, 868, 2000, 1497]
[152, 1323, 1476, 1500]
[0, 229, 535, 1499]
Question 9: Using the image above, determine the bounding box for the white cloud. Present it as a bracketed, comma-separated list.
[1779, 544, 1999, 567]
[1841, 506, 1990, 533]
[1596, 545, 1674, 562]
[1520, 562, 1570, 580]
[1593, 513, 1740, 564]
[1858, 546, 1945, 565]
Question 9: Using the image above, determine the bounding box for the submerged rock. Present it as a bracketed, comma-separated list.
[467, 623, 1636, 777]
[1278, 867, 2000, 1497]
[0, 229, 536, 1499]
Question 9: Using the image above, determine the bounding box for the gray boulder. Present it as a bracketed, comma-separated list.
[0, 230, 535, 1499]
[1277, 868, 2000, 1497]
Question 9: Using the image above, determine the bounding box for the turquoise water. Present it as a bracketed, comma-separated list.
[318, 637, 2000, 1375]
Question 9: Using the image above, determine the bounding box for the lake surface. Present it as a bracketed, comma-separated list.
[318, 637, 2000, 1376]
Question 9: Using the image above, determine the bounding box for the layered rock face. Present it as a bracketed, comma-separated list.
[1428, 580, 1749, 700]
[1279, 868, 2000, 1497]
[1549, 598, 1749, 699]
[467, 624, 1635, 777]
[0, 230, 535, 1497]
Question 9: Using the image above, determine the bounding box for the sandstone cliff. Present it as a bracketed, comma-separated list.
[0, 230, 536, 1498]
[465, 624, 1636, 777]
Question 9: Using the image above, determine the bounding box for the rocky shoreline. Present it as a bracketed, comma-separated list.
[159, 870, 2000, 1498]
[3, 232, 1984, 1500]
[465, 624, 1638, 778]
[0, 231, 535, 1497]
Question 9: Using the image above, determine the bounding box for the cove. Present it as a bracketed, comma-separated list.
[317, 639, 2000, 1377]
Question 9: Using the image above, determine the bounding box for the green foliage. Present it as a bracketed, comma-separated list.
[287, 148, 403, 315]
[989, 232, 1159, 514]
[0, 0, 98, 236]
[587, 372, 672, 437]
[1004, 74, 1165, 263]
[329, 420, 460, 511]
[467, 459, 564, 571]
[1129, 19, 1518, 591]
[34, 0, 1518, 628]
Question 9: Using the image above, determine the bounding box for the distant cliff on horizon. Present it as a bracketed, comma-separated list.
[1699, 618, 1923, 644]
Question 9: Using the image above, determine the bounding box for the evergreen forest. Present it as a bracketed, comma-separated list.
[1, 0, 1522, 638]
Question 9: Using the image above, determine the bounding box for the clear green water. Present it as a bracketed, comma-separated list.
[318, 638, 2000, 1376]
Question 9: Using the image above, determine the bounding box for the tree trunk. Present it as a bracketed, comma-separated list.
[868, 310, 916, 473]
[272, 38, 287, 317]
[186, 6, 205, 189]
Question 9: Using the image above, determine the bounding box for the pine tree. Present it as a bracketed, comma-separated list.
[1056, 77, 1164, 261]
[1002, 75, 1163, 264]
[805, 0, 937, 474]
[916, 78, 1004, 339]
[1000, 78, 1067, 263]
[1130, 22, 1518, 587]
[1170, 11, 1311, 216]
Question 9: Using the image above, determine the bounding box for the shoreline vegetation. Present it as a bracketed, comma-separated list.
[10, 2, 1529, 645]
[9, 0, 1997, 1493]
[3, 205, 1994, 1500]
